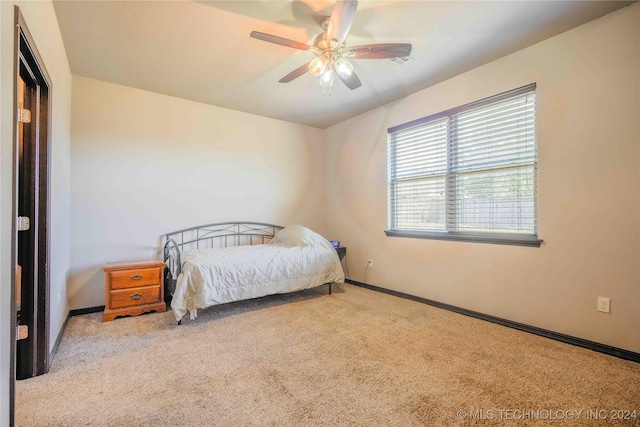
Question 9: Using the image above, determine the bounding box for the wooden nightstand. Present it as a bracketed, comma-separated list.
[103, 260, 167, 322]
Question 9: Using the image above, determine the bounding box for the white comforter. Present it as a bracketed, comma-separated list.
[170, 225, 344, 321]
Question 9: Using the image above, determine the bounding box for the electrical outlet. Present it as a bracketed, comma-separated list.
[367, 259, 373, 268]
[597, 297, 610, 314]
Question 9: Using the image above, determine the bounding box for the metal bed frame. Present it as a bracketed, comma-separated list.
[163, 221, 284, 276]
[163, 222, 284, 312]
[163, 221, 341, 324]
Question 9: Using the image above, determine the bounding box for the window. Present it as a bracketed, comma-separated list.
[386, 84, 541, 247]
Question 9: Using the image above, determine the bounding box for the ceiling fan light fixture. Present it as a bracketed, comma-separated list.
[334, 57, 354, 79]
[319, 69, 334, 88]
[309, 54, 330, 76]
[309, 57, 324, 77]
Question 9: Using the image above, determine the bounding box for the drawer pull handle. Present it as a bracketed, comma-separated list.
[131, 274, 142, 281]
[130, 292, 143, 300]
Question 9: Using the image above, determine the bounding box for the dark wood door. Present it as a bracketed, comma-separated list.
[14, 8, 51, 381]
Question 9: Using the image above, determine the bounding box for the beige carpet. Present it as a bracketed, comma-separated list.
[15, 284, 640, 426]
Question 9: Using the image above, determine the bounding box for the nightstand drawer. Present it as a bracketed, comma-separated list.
[110, 268, 160, 290]
[110, 285, 161, 309]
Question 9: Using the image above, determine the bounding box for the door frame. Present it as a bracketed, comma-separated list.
[10, 5, 52, 420]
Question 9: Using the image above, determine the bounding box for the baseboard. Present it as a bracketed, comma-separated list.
[48, 306, 106, 367]
[48, 312, 70, 370]
[69, 305, 105, 316]
[345, 279, 640, 363]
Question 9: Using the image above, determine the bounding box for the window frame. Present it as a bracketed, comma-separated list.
[385, 83, 542, 247]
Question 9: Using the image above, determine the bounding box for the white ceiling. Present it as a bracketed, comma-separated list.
[53, 0, 634, 129]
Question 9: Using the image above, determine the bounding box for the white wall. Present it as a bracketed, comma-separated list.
[323, 4, 640, 353]
[69, 76, 326, 309]
[0, 3, 634, 426]
[0, 0, 71, 425]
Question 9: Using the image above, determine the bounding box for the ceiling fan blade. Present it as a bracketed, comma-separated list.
[347, 43, 412, 59]
[326, 0, 358, 44]
[279, 62, 311, 83]
[250, 31, 314, 51]
[336, 68, 362, 90]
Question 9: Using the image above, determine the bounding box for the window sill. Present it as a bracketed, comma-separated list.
[384, 230, 543, 247]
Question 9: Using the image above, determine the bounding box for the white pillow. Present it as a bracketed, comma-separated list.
[270, 225, 324, 247]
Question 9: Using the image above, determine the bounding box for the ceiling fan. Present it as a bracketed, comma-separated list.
[250, 0, 412, 94]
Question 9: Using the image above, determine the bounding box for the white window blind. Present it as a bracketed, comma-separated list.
[387, 84, 541, 246]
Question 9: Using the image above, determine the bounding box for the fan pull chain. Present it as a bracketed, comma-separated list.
[322, 88, 333, 97]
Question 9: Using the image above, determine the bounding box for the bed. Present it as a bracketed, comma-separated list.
[163, 222, 344, 323]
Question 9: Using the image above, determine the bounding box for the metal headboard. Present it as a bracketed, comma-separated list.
[165, 222, 284, 253]
[163, 222, 284, 298]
